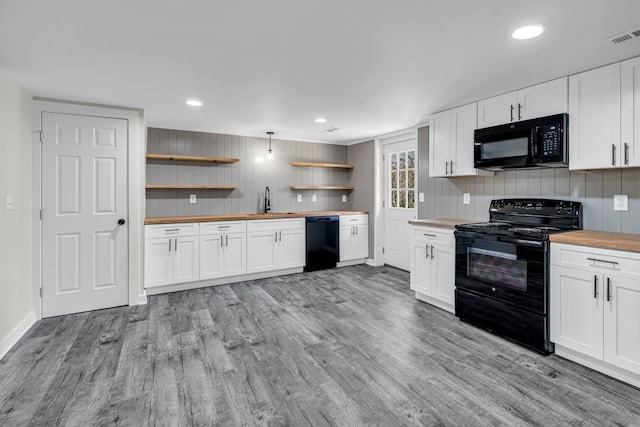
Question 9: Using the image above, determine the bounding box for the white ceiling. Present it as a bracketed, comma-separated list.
[1, 0, 640, 144]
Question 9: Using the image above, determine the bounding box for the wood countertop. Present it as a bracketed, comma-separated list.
[408, 218, 480, 230]
[145, 210, 368, 225]
[550, 230, 640, 253]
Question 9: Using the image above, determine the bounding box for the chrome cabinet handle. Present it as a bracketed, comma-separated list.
[423, 233, 436, 238]
[510, 104, 514, 122]
[625, 143, 629, 165]
[279, 231, 282, 242]
[221, 235, 224, 247]
[517, 103, 522, 120]
[450, 161, 454, 174]
[425, 244, 429, 259]
[355, 227, 358, 236]
[218, 225, 230, 229]
[593, 275, 598, 299]
[174, 238, 177, 252]
[226, 235, 229, 247]
[275, 231, 278, 242]
[430, 245, 434, 259]
[607, 277, 612, 302]
[612, 144, 616, 166]
[587, 257, 619, 266]
[445, 161, 449, 175]
[169, 239, 172, 252]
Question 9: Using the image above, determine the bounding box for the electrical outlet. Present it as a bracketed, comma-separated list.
[463, 193, 471, 205]
[342, 195, 347, 202]
[189, 194, 197, 204]
[312, 194, 317, 202]
[5, 195, 14, 210]
[297, 194, 302, 202]
[419, 192, 424, 203]
[614, 194, 628, 211]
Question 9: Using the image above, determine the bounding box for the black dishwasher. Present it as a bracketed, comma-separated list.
[305, 216, 339, 272]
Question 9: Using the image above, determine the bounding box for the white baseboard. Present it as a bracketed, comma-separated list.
[366, 257, 382, 267]
[136, 294, 148, 305]
[0, 311, 37, 361]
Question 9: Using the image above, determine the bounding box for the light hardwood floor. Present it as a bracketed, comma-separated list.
[1, 265, 640, 426]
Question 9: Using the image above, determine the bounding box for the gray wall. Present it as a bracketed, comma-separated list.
[347, 140, 376, 256]
[146, 128, 353, 217]
[417, 126, 640, 234]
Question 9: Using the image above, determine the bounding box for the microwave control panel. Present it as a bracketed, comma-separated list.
[540, 124, 561, 157]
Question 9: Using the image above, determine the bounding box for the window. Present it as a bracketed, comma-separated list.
[389, 150, 415, 209]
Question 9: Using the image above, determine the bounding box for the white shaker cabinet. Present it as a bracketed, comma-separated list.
[621, 56, 640, 168]
[429, 103, 489, 177]
[477, 77, 568, 128]
[200, 221, 246, 280]
[409, 225, 455, 313]
[339, 214, 368, 262]
[247, 218, 305, 274]
[145, 223, 200, 288]
[550, 242, 640, 388]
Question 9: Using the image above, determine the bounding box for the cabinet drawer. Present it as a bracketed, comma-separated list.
[411, 226, 453, 244]
[145, 223, 199, 238]
[340, 214, 368, 226]
[551, 243, 640, 277]
[200, 221, 246, 235]
[247, 218, 305, 232]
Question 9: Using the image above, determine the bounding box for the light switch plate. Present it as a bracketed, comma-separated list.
[5, 195, 14, 210]
[419, 192, 424, 203]
[463, 193, 471, 205]
[614, 194, 628, 211]
[297, 194, 302, 202]
[342, 195, 347, 202]
[189, 194, 196, 204]
[312, 194, 317, 202]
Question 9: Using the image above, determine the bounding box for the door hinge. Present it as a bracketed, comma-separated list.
[33, 130, 42, 142]
[382, 247, 385, 254]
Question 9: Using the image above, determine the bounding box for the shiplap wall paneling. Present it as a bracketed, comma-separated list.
[347, 140, 375, 256]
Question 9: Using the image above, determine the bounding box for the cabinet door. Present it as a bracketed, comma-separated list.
[604, 275, 640, 373]
[569, 63, 621, 170]
[200, 234, 224, 280]
[477, 91, 517, 128]
[550, 266, 603, 359]
[450, 103, 478, 177]
[247, 231, 277, 273]
[278, 228, 305, 269]
[353, 224, 369, 259]
[621, 56, 640, 167]
[144, 238, 173, 288]
[173, 236, 199, 284]
[429, 109, 453, 177]
[225, 233, 247, 277]
[518, 77, 568, 120]
[339, 225, 355, 261]
[430, 242, 455, 307]
[410, 241, 431, 295]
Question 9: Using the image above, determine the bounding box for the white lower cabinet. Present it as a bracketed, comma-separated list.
[145, 223, 200, 288]
[339, 214, 368, 262]
[409, 225, 455, 313]
[551, 242, 640, 387]
[200, 221, 246, 280]
[247, 218, 305, 274]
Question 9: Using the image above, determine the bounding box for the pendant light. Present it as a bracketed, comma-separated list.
[266, 131, 274, 160]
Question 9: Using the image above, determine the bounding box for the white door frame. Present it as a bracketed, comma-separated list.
[373, 127, 418, 267]
[32, 99, 146, 319]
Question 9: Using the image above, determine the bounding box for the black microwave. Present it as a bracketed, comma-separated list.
[474, 113, 568, 171]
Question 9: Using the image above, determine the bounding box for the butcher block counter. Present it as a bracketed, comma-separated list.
[550, 230, 640, 253]
[408, 218, 479, 230]
[145, 210, 368, 225]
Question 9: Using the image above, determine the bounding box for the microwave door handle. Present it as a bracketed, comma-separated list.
[532, 126, 541, 158]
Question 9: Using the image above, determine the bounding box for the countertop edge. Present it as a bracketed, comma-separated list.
[550, 230, 640, 253]
[408, 218, 480, 230]
[145, 211, 369, 225]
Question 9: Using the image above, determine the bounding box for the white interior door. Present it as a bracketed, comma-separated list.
[383, 136, 417, 271]
[41, 112, 129, 317]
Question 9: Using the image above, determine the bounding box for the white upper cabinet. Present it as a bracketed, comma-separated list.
[621, 56, 640, 167]
[477, 77, 568, 128]
[569, 63, 622, 170]
[429, 102, 490, 177]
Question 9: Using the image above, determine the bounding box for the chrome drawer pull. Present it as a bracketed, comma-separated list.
[607, 277, 612, 302]
[593, 275, 598, 299]
[587, 257, 619, 266]
[423, 233, 437, 238]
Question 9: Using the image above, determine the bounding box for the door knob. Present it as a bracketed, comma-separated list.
[118, 219, 126, 225]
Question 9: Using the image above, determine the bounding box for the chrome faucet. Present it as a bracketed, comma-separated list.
[264, 186, 271, 213]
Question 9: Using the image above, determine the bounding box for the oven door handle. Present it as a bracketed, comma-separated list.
[496, 236, 544, 247]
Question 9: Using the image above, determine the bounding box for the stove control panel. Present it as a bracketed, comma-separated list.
[490, 198, 582, 218]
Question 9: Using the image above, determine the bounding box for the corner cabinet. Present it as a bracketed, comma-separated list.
[429, 103, 491, 177]
[246, 218, 305, 274]
[339, 214, 368, 263]
[569, 57, 640, 170]
[144, 223, 200, 288]
[477, 77, 568, 128]
[409, 225, 455, 313]
[550, 242, 640, 388]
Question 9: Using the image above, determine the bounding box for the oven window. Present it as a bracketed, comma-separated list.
[481, 137, 528, 160]
[467, 247, 527, 290]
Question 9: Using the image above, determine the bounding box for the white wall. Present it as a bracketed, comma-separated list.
[0, 70, 34, 358]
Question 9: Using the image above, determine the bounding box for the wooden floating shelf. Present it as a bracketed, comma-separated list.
[290, 162, 354, 169]
[146, 153, 239, 163]
[289, 186, 355, 190]
[145, 185, 239, 190]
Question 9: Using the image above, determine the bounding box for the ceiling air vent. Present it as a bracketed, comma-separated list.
[606, 27, 640, 45]
[322, 127, 340, 133]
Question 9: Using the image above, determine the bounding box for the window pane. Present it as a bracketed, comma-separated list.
[391, 190, 398, 207]
[399, 190, 406, 208]
[391, 153, 397, 171]
[408, 190, 415, 209]
[399, 171, 406, 189]
[399, 152, 406, 169]
[407, 170, 414, 189]
[408, 150, 415, 168]
[391, 171, 397, 189]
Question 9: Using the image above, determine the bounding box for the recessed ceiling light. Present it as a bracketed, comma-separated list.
[511, 24, 545, 40]
[314, 118, 327, 123]
[186, 99, 203, 106]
